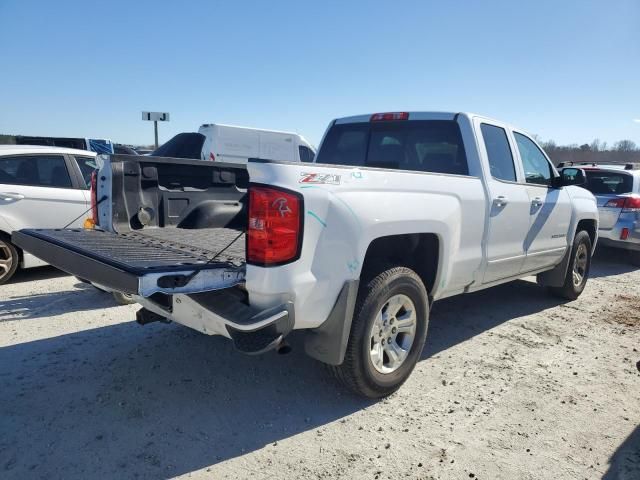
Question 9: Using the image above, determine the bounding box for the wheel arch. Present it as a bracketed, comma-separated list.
[361, 233, 440, 298]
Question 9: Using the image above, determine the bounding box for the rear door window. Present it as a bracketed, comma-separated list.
[480, 124, 517, 182]
[316, 120, 468, 175]
[584, 171, 633, 195]
[0, 155, 72, 188]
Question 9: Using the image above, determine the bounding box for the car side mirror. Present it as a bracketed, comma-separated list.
[557, 167, 587, 187]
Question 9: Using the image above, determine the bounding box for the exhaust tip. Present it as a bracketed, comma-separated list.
[276, 341, 292, 355]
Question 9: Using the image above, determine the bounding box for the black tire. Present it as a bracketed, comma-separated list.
[330, 266, 429, 398]
[630, 251, 640, 267]
[0, 236, 19, 285]
[112, 291, 136, 305]
[549, 231, 592, 300]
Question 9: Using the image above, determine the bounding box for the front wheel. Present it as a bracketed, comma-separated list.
[0, 237, 19, 285]
[329, 266, 429, 398]
[549, 230, 592, 300]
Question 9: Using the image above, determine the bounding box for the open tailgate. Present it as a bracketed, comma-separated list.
[13, 228, 245, 296]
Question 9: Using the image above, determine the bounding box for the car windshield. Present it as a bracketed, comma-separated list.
[315, 120, 468, 175]
[584, 170, 633, 195]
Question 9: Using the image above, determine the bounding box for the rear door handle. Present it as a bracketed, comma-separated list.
[493, 195, 508, 207]
[531, 197, 543, 207]
[0, 192, 25, 201]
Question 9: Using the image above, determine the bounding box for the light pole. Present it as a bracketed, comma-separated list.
[142, 111, 170, 149]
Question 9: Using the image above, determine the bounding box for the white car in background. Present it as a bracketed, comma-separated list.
[152, 123, 316, 163]
[0, 145, 97, 284]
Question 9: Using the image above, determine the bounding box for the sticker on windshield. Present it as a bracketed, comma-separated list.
[299, 172, 341, 185]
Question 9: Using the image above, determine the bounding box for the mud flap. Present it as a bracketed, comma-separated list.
[304, 280, 359, 366]
[537, 246, 572, 288]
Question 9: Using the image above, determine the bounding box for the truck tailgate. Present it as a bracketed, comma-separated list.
[13, 228, 246, 296]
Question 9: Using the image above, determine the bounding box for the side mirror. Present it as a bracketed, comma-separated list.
[557, 167, 587, 187]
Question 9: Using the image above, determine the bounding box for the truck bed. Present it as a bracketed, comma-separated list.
[13, 227, 246, 296]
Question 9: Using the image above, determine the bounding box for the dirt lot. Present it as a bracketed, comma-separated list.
[0, 248, 638, 480]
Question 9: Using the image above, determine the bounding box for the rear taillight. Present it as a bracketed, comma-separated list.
[621, 228, 630, 240]
[370, 112, 409, 122]
[604, 198, 626, 208]
[247, 185, 303, 266]
[90, 171, 99, 225]
[622, 196, 640, 212]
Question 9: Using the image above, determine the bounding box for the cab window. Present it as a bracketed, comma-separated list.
[480, 124, 517, 182]
[514, 133, 554, 186]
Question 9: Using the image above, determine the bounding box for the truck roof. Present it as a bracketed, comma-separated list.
[333, 111, 505, 125]
[0, 144, 96, 156]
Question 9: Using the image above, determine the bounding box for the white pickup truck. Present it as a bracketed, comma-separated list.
[14, 112, 598, 398]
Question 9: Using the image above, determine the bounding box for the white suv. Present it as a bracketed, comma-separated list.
[0, 145, 97, 283]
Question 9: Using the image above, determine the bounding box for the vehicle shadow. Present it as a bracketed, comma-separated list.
[423, 278, 565, 359]
[590, 246, 638, 278]
[6, 265, 69, 284]
[0, 322, 372, 479]
[602, 424, 640, 479]
[0, 282, 117, 321]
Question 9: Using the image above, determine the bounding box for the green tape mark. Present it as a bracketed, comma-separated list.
[307, 210, 327, 227]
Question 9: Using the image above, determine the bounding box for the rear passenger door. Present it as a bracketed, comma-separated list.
[0, 154, 88, 231]
[475, 120, 531, 283]
[513, 132, 571, 272]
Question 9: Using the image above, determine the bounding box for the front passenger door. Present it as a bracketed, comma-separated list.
[513, 133, 572, 272]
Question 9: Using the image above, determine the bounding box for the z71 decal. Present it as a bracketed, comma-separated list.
[299, 172, 341, 185]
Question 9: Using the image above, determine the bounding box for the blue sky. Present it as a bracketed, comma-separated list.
[0, 0, 638, 147]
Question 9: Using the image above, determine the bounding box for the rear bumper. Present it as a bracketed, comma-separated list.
[137, 289, 294, 354]
[598, 217, 640, 252]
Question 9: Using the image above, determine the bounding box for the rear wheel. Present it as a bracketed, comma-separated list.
[0, 237, 19, 285]
[329, 266, 429, 398]
[630, 251, 640, 267]
[549, 230, 592, 300]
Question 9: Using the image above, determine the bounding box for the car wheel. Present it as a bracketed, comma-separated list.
[630, 251, 640, 267]
[112, 291, 136, 305]
[0, 237, 19, 285]
[329, 266, 429, 398]
[549, 230, 592, 300]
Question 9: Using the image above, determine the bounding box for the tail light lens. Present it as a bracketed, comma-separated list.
[622, 196, 640, 212]
[247, 185, 303, 266]
[90, 171, 99, 225]
[604, 198, 626, 208]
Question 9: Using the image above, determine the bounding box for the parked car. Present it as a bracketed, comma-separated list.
[152, 123, 316, 163]
[113, 144, 139, 155]
[15, 135, 115, 154]
[0, 145, 97, 283]
[559, 162, 640, 265]
[14, 112, 598, 398]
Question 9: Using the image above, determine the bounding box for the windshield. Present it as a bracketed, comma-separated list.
[584, 170, 633, 195]
[315, 120, 468, 175]
[151, 132, 205, 160]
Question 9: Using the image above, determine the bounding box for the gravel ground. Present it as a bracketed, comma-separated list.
[0, 247, 638, 480]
